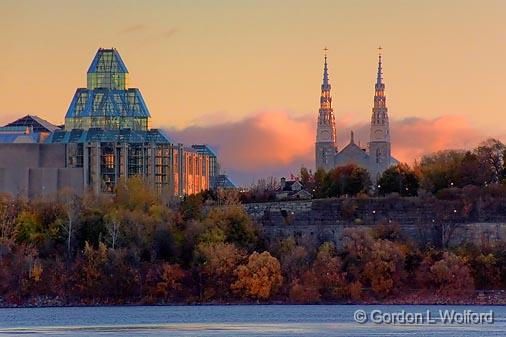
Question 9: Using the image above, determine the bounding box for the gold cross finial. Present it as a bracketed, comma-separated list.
[378, 46, 383, 56]
[323, 46, 328, 57]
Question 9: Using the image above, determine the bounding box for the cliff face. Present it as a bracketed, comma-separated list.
[244, 197, 506, 248]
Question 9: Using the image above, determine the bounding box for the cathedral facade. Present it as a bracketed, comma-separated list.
[315, 50, 397, 181]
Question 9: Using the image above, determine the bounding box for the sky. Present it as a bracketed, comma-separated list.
[1, 0, 506, 186]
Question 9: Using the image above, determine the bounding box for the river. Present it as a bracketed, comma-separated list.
[0, 304, 504, 336]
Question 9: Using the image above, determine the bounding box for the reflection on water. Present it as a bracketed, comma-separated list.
[0, 305, 504, 337]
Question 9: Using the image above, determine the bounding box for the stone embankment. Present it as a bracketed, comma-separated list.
[244, 197, 506, 247]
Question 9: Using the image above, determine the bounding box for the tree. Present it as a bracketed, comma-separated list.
[276, 237, 310, 283]
[313, 168, 328, 198]
[196, 242, 245, 300]
[417, 150, 466, 193]
[59, 191, 82, 257]
[429, 252, 474, 298]
[474, 138, 506, 183]
[458, 151, 493, 187]
[150, 263, 185, 301]
[299, 167, 313, 188]
[363, 240, 406, 297]
[378, 163, 419, 196]
[289, 270, 321, 303]
[327, 165, 371, 197]
[115, 176, 158, 212]
[205, 205, 261, 250]
[105, 208, 121, 250]
[311, 242, 347, 300]
[232, 251, 283, 301]
[179, 194, 204, 221]
[0, 195, 22, 241]
[341, 227, 374, 283]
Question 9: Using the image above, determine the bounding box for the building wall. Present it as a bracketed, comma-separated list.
[0, 143, 83, 198]
[0, 141, 213, 199]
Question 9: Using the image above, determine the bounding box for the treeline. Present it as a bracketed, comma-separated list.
[0, 177, 505, 305]
[241, 138, 506, 202]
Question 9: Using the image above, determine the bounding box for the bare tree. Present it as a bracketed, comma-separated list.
[105, 209, 121, 250]
[217, 188, 240, 205]
[59, 190, 82, 257]
[475, 138, 506, 183]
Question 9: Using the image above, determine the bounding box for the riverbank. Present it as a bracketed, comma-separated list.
[2, 290, 505, 308]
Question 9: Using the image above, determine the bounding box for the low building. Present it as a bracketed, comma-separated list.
[275, 177, 312, 200]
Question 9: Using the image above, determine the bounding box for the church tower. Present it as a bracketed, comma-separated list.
[315, 49, 337, 171]
[368, 47, 392, 180]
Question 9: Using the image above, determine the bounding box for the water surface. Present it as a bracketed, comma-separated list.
[0, 305, 504, 336]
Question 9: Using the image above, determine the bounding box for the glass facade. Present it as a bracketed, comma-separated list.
[47, 48, 216, 196]
[65, 48, 149, 131]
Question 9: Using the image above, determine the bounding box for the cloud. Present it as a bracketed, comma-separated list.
[166, 111, 314, 172]
[342, 115, 494, 164]
[118, 24, 146, 34]
[165, 112, 501, 186]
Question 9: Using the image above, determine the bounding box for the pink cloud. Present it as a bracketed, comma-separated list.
[166, 112, 502, 186]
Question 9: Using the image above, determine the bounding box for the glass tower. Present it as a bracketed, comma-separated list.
[47, 48, 214, 196]
[65, 48, 150, 131]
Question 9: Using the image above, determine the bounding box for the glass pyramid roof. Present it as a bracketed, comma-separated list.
[65, 48, 150, 131]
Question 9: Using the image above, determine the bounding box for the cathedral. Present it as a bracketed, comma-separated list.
[315, 49, 398, 181]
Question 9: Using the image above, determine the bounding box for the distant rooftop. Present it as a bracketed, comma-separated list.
[216, 174, 236, 189]
[5, 115, 60, 133]
[46, 128, 170, 144]
[192, 144, 218, 157]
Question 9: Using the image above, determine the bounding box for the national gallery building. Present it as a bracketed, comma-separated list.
[0, 48, 233, 198]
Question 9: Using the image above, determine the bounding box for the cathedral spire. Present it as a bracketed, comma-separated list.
[322, 47, 330, 91]
[368, 46, 392, 180]
[376, 46, 384, 89]
[315, 47, 337, 171]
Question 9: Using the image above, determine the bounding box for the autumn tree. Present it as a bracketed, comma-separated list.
[232, 251, 283, 301]
[417, 150, 466, 193]
[377, 163, 419, 196]
[289, 270, 321, 303]
[341, 227, 374, 285]
[363, 240, 406, 297]
[205, 205, 261, 250]
[276, 237, 310, 284]
[71, 242, 108, 301]
[0, 195, 23, 241]
[195, 242, 245, 300]
[428, 252, 475, 298]
[327, 165, 371, 197]
[311, 242, 347, 300]
[148, 263, 185, 302]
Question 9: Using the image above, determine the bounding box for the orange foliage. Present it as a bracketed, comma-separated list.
[153, 263, 185, 300]
[232, 251, 283, 301]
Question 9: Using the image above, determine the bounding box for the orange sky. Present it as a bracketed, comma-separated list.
[1, 0, 505, 185]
